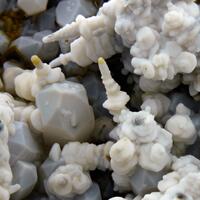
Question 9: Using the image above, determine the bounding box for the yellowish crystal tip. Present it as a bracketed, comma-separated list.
[31, 55, 42, 67]
[98, 57, 106, 65]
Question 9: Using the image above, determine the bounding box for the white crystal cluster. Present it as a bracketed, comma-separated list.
[47, 164, 92, 198]
[140, 155, 200, 200]
[15, 55, 65, 101]
[2, 0, 200, 199]
[98, 58, 172, 191]
[0, 94, 20, 200]
[43, 0, 200, 82]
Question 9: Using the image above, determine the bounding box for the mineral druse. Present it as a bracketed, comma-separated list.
[1, 0, 200, 200]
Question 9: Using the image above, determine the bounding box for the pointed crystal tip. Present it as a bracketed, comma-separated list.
[31, 55, 42, 67]
[98, 57, 106, 65]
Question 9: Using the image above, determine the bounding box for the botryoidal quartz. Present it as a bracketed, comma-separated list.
[2, 0, 200, 200]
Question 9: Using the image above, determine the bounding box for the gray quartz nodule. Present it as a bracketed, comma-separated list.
[56, 0, 97, 27]
[81, 73, 109, 117]
[169, 93, 200, 114]
[11, 36, 42, 61]
[75, 183, 102, 200]
[8, 121, 43, 166]
[11, 161, 38, 200]
[39, 158, 65, 193]
[130, 167, 166, 195]
[3, 61, 23, 95]
[37, 8, 57, 32]
[40, 158, 65, 181]
[33, 30, 59, 62]
[36, 81, 95, 145]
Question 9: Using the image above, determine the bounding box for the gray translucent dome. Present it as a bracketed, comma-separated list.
[8, 121, 43, 166]
[11, 161, 38, 200]
[56, 0, 97, 27]
[36, 81, 95, 145]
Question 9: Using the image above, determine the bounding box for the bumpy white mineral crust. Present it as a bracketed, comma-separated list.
[43, 0, 200, 82]
[47, 164, 92, 198]
[141, 155, 200, 200]
[141, 93, 170, 118]
[98, 58, 173, 191]
[165, 103, 197, 144]
[61, 141, 113, 171]
[0, 93, 20, 199]
[14, 55, 65, 101]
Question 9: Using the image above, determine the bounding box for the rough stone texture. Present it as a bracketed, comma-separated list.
[8, 121, 42, 166]
[36, 81, 95, 145]
[130, 167, 165, 195]
[33, 30, 59, 62]
[11, 36, 42, 60]
[56, 0, 97, 27]
[17, 0, 48, 16]
[0, 31, 10, 55]
[0, 0, 7, 14]
[11, 161, 38, 200]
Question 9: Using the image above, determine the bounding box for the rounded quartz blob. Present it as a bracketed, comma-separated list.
[56, 0, 97, 27]
[36, 81, 95, 145]
[11, 161, 38, 200]
[8, 121, 43, 167]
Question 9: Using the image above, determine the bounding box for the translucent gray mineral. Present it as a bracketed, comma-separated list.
[36, 81, 95, 145]
[130, 167, 166, 195]
[11, 161, 38, 200]
[75, 183, 102, 200]
[169, 93, 200, 114]
[0, 32, 10, 55]
[33, 30, 59, 62]
[81, 73, 108, 117]
[11, 36, 42, 60]
[3, 61, 23, 95]
[56, 0, 97, 27]
[8, 121, 42, 166]
[0, 0, 7, 14]
[37, 8, 57, 32]
[40, 158, 65, 181]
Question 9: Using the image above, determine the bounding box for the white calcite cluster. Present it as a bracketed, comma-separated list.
[0, 94, 21, 200]
[43, 0, 200, 82]
[14, 55, 65, 101]
[2, 0, 200, 199]
[140, 155, 200, 200]
[165, 103, 197, 145]
[141, 93, 171, 118]
[98, 58, 173, 191]
[42, 0, 124, 67]
[47, 164, 92, 198]
[61, 141, 113, 171]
